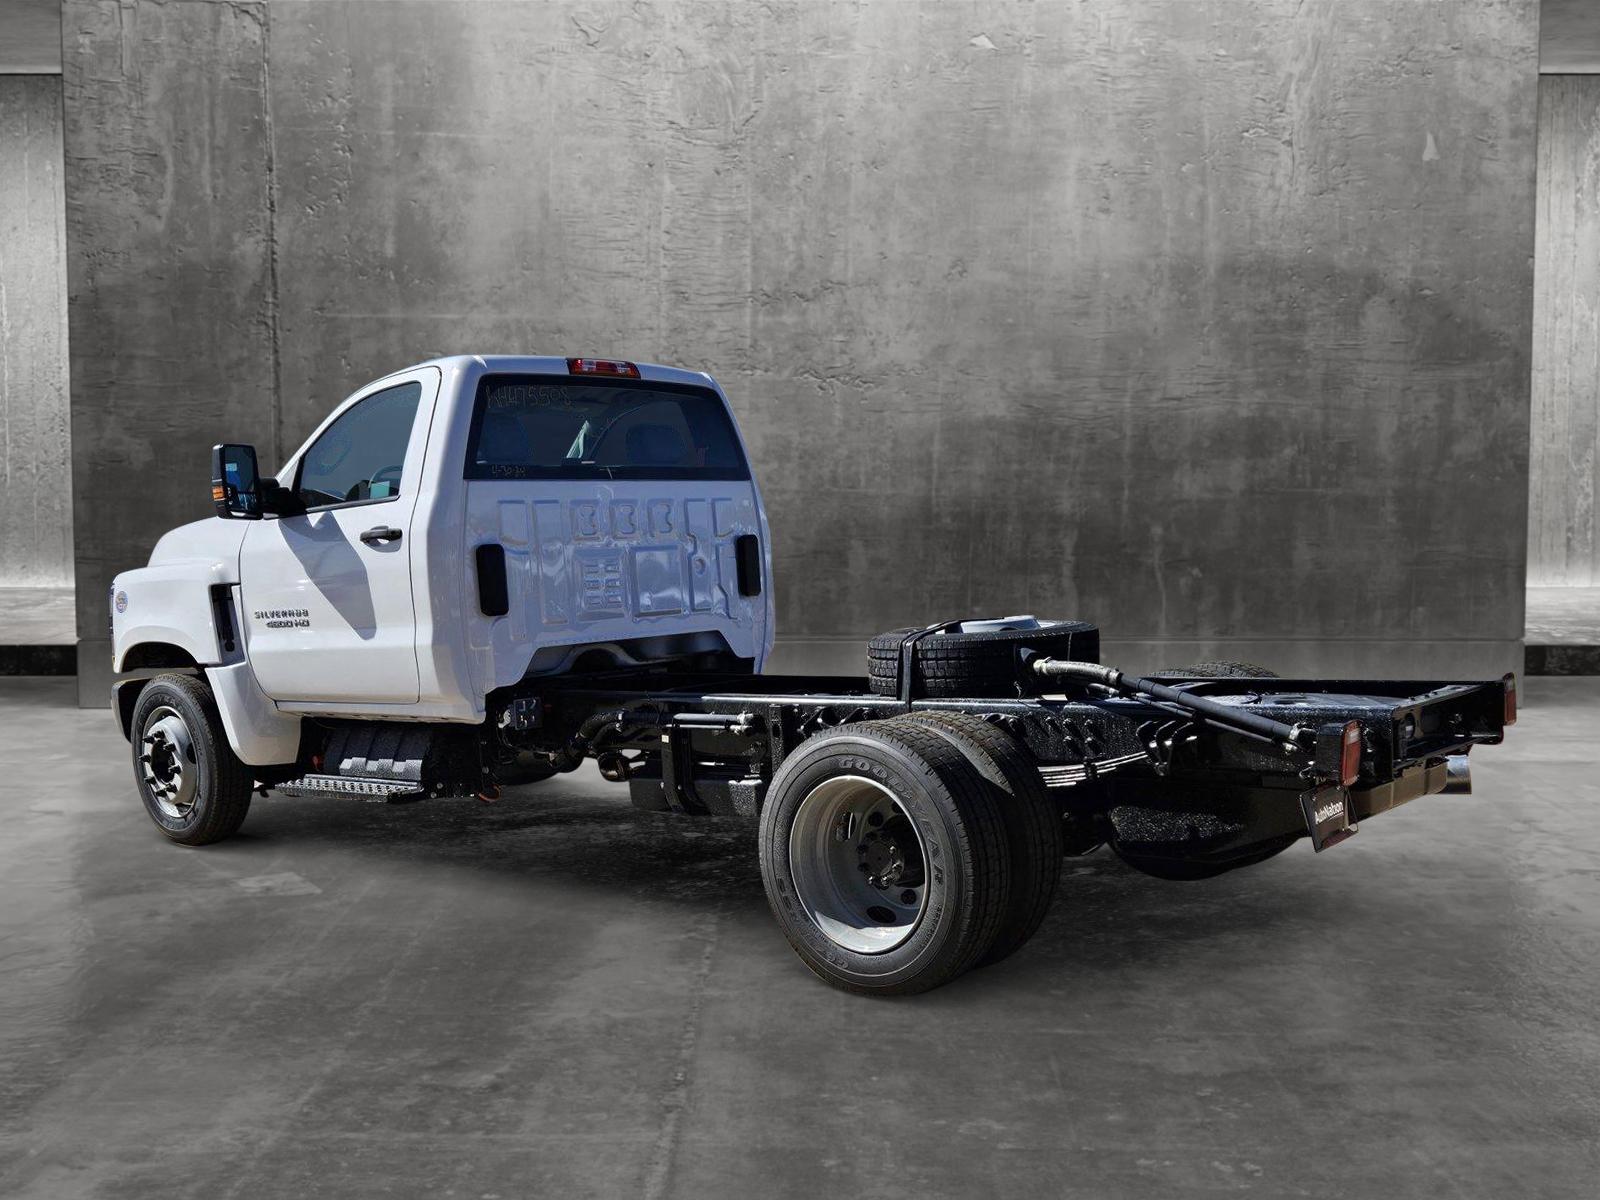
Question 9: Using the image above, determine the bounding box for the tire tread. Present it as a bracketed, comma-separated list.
[894, 712, 1062, 966]
[866, 621, 1098, 699]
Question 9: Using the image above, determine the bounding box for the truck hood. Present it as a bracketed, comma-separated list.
[148, 516, 248, 573]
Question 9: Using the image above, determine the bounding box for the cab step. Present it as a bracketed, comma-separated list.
[272, 774, 428, 803]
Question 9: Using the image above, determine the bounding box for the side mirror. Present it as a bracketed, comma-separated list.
[211, 443, 263, 519]
[261, 477, 304, 517]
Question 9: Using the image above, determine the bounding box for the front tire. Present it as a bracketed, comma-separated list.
[758, 721, 1012, 995]
[131, 673, 254, 846]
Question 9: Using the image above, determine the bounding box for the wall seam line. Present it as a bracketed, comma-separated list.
[259, 0, 282, 466]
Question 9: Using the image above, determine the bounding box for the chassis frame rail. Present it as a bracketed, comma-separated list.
[504, 667, 1510, 833]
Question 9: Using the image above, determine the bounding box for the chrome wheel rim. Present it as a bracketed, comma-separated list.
[789, 775, 929, 954]
[140, 705, 198, 819]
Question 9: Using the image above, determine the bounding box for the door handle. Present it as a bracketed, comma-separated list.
[360, 526, 403, 545]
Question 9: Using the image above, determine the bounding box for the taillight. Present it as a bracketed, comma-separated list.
[1502, 672, 1517, 726]
[567, 357, 640, 378]
[1340, 720, 1362, 787]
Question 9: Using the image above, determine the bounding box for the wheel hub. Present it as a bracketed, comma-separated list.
[860, 833, 903, 887]
[791, 776, 930, 954]
[856, 817, 925, 891]
[140, 706, 197, 820]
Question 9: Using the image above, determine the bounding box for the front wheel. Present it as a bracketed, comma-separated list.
[130, 673, 254, 846]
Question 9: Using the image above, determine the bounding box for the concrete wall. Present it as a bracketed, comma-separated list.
[1542, 0, 1600, 73]
[0, 0, 65, 74]
[64, 0, 1540, 699]
[1530, 75, 1600, 588]
[0, 74, 73, 588]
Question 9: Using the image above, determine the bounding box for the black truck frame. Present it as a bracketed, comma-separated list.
[516, 662, 1511, 851]
[279, 638, 1517, 995]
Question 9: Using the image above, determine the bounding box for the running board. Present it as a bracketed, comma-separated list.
[273, 774, 427, 803]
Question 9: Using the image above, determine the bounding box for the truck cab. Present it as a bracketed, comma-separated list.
[111, 356, 774, 765]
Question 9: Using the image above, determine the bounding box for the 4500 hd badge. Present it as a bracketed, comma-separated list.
[254, 609, 311, 629]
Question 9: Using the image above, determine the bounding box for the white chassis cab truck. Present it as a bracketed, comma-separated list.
[112, 355, 1516, 994]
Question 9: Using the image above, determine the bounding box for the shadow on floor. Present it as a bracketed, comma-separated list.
[211, 786, 1352, 989]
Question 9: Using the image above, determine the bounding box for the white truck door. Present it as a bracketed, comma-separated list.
[238, 371, 437, 704]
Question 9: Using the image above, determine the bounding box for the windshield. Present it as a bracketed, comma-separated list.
[464, 375, 750, 481]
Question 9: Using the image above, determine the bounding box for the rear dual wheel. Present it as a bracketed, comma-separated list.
[896, 712, 1062, 965]
[758, 716, 1058, 994]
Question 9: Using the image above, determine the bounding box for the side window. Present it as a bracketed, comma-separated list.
[296, 382, 422, 508]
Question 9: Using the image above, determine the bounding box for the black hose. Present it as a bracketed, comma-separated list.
[542, 707, 757, 774]
[547, 708, 644, 773]
[1031, 659, 1310, 749]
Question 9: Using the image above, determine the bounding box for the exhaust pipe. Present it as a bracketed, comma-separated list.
[1443, 755, 1472, 795]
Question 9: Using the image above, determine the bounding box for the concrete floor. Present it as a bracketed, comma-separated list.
[1526, 586, 1600, 644]
[0, 586, 74, 645]
[1, 679, 1596, 1199]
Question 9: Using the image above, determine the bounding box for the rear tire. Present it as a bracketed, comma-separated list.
[130, 673, 254, 846]
[894, 712, 1062, 966]
[758, 721, 1012, 995]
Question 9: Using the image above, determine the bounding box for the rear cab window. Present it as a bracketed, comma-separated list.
[464, 375, 750, 481]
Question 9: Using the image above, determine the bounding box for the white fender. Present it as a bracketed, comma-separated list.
[205, 660, 302, 767]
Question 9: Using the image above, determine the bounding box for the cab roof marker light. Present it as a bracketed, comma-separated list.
[567, 358, 640, 378]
